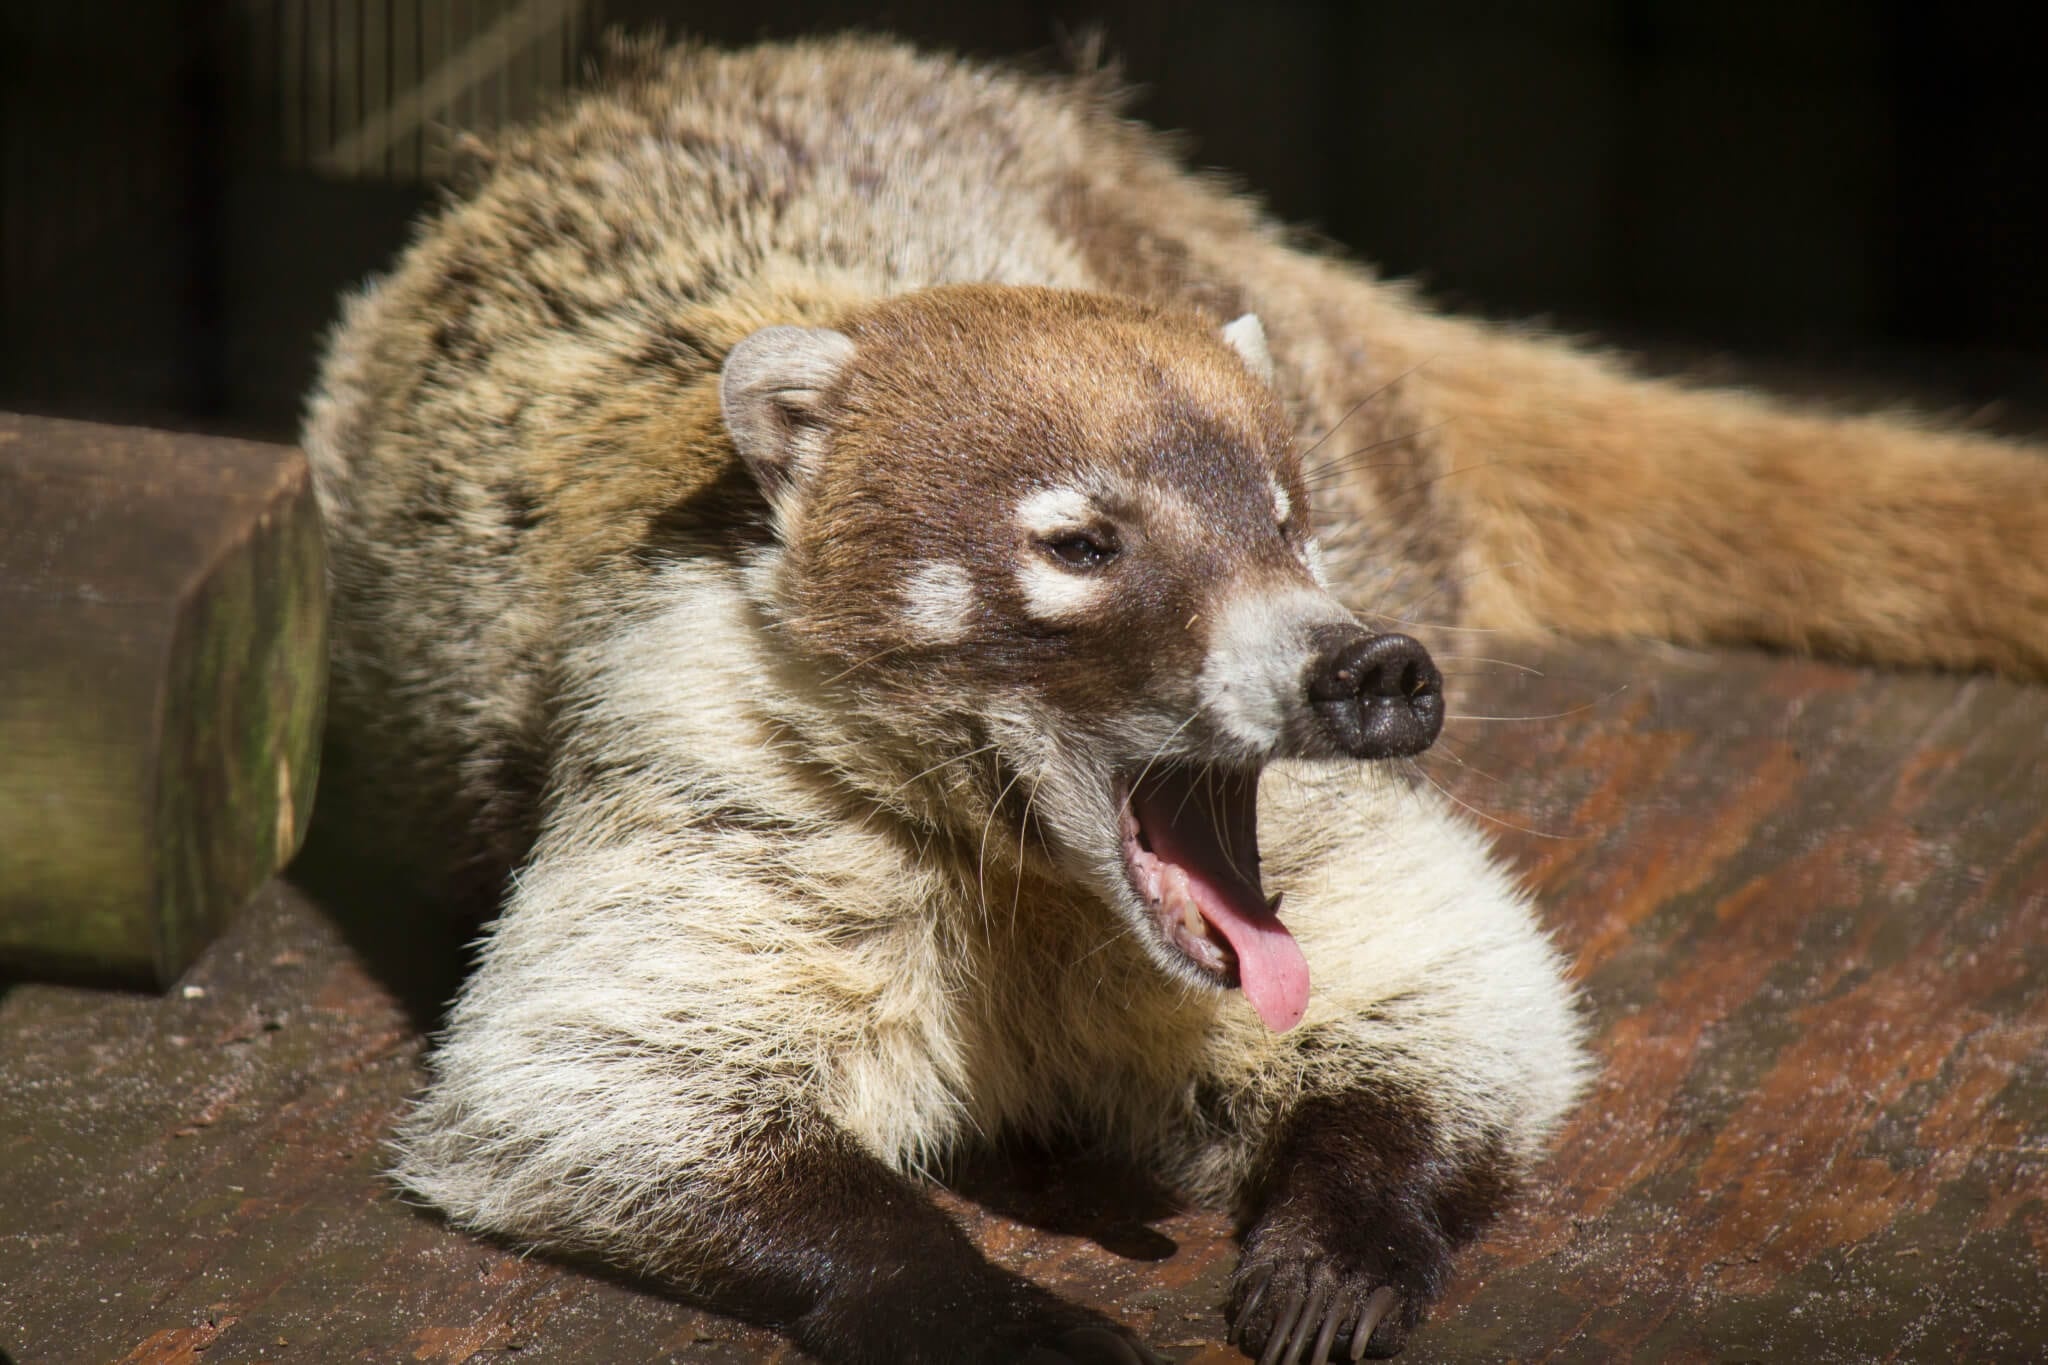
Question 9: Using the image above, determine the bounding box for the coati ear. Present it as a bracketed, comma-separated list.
[1221, 313, 1275, 385]
[720, 325, 858, 499]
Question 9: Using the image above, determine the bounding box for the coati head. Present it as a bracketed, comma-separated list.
[721, 286, 1442, 1031]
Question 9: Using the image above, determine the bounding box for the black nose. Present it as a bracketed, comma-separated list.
[1306, 630, 1444, 758]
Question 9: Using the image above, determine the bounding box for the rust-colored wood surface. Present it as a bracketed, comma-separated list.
[3, 644, 2043, 1363]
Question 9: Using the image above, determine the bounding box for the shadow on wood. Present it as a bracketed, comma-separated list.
[3, 642, 2043, 1363]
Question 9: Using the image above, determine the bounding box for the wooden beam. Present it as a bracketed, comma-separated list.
[0, 413, 327, 987]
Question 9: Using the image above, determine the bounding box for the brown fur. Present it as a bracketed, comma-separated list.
[301, 33, 2046, 1365]
[308, 34, 2046, 898]
[805, 288, 1302, 708]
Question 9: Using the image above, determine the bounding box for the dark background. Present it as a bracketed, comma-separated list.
[4, 1, 2045, 442]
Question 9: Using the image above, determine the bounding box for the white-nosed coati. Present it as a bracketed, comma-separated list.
[302, 34, 2048, 1365]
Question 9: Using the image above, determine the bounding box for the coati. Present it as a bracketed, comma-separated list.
[302, 34, 2048, 1365]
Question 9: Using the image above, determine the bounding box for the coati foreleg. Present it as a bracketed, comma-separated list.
[391, 810, 1166, 1365]
[1159, 770, 1587, 1363]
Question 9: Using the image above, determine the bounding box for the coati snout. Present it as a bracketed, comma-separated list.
[1304, 627, 1444, 759]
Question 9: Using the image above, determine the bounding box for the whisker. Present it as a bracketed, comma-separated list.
[1303, 422, 1451, 486]
[1443, 684, 1628, 723]
[975, 765, 1030, 926]
[1415, 736, 1508, 787]
[1296, 358, 1438, 468]
[1375, 561, 1525, 627]
[1431, 653, 1546, 676]
[1419, 739, 1471, 773]
[884, 743, 1002, 801]
[1116, 708, 1207, 826]
[1424, 731, 1530, 777]
[1403, 760, 1579, 842]
[852, 741, 1003, 839]
[1364, 618, 1503, 634]
[1075, 917, 1143, 966]
[1009, 770, 1044, 937]
[1203, 764, 1240, 874]
[1345, 454, 1585, 501]
[1170, 763, 1207, 828]
[824, 641, 913, 686]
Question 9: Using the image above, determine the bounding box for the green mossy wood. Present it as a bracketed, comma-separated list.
[0, 413, 327, 987]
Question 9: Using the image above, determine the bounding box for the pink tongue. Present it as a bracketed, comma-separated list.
[1132, 770, 1310, 1032]
[1180, 870, 1310, 1032]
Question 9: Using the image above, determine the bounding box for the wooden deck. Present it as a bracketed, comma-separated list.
[4, 641, 2045, 1363]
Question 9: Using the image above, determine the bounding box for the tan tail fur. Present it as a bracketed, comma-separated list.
[1400, 321, 2048, 678]
[1045, 102, 2048, 682]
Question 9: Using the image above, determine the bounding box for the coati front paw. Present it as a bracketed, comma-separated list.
[1224, 1091, 1513, 1362]
[1225, 1220, 1428, 1363]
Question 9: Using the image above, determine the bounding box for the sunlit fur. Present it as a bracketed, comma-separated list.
[1197, 586, 1354, 752]
[393, 562, 1581, 1240]
[302, 32, 2045, 1361]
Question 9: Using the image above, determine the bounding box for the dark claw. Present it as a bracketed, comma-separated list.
[1228, 1263, 1411, 1363]
[1230, 1265, 1273, 1346]
[1309, 1290, 1344, 1365]
[1259, 1285, 1308, 1365]
[1352, 1286, 1399, 1360]
[1280, 1280, 1331, 1365]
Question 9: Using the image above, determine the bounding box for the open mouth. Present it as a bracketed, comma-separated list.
[1118, 764, 1310, 1032]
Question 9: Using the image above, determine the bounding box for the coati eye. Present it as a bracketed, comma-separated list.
[1042, 530, 1118, 571]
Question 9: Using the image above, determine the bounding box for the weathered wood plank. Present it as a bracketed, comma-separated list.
[0, 643, 2041, 1363]
[0, 413, 327, 986]
[1419, 652, 2048, 1363]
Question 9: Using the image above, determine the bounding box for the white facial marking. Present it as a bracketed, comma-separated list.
[1270, 477, 1293, 527]
[900, 561, 976, 643]
[1303, 538, 1332, 589]
[1222, 313, 1275, 384]
[1016, 558, 1107, 623]
[1016, 487, 1095, 539]
[1198, 586, 1355, 750]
